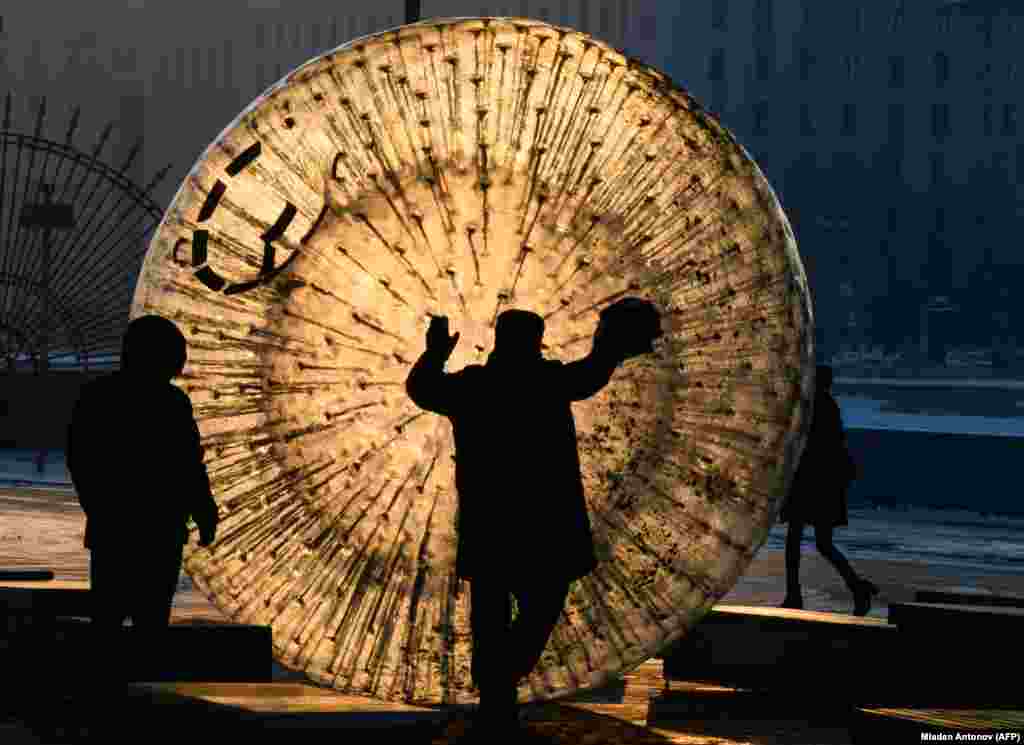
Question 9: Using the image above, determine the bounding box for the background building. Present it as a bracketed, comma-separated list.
[2, 1, 1020, 370]
[661, 0, 1023, 365]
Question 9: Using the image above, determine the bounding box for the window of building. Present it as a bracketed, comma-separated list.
[712, 0, 728, 31]
[984, 103, 994, 135]
[754, 101, 770, 134]
[930, 152, 945, 188]
[931, 103, 951, 138]
[887, 205, 901, 233]
[799, 47, 814, 82]
[207, 48, 218, 88]
[854, 5, 865, 33]
[992, 151, 1008, 176]
[598, 5, 609, 33]
[757, 51, 773, 81]
[1004, 104, 1018, 136]
[844, 54, 861, 82]
[712, 87, 728, 118]
[754, 0, 772, 33]
[890, 1, 905, 32]
[888, 103, 904, 142]
[1009, 62, 1019, 83]
[800, 103, 815, 136]
[936, 9, 953, 34]
[558, 0, 570, 24]
[935, 52, 950, 87]
[1017, 144, 1024, 185]
[801, 1, 811, 28]
[175, 47, 186, 85]
[889, 56, 905, 88]
[709, 48, 726, 81]
[841, 103, 857, 136]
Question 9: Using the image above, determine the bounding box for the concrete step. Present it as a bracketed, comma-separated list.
[889, 600, 1024, 636]
[660, 604, 1019, 707]
[0, 578, 91, 618]
[661, 605, 895, 702]
[0, 569, 54, 582]
[4, 617, 273, 684]
[648, 685, 856, 723]
[913, 587, 1024, 609]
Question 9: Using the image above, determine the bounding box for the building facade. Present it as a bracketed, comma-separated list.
[7, 4, 1018, 366]
[661, 0, 1023, 361]
[420, 0, 632, 51]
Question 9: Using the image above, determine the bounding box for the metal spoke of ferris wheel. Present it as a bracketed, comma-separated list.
[0, 93, 172, 372]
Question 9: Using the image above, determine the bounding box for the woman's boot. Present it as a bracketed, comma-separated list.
[852, 579, 879, 616]
[780, 590, 803, 610]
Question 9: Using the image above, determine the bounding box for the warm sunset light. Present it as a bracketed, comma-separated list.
[130, 16, 814, 705]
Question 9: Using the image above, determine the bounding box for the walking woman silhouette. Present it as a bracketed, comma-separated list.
[779, 365, 878, 616]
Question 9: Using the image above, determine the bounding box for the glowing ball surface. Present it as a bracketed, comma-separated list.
[132, 17, 815, 705]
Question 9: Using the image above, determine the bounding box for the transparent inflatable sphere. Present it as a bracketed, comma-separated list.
[132, 17, 815, 705]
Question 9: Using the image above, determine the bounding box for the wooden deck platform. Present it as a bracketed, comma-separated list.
[4, 584, 1018, 742]
[8, 660, 864, 744]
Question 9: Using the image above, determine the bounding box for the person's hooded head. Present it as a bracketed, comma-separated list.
[121, 315, 187, 382]
[490, 309, 545, 364]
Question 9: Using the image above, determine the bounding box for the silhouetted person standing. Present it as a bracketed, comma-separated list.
[780, 365, 877, 615]
[67, 315, 219, 634]
[406, 300, 661, 733]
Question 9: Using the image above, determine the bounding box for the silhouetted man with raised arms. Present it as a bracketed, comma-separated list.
[67, 315, 219, 634]
[406, 299, 661, 734]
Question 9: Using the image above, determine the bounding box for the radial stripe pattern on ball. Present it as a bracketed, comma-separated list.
[131, 17, 816, 706]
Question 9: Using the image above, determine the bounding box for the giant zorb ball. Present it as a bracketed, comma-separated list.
[132, 17, 815, 705]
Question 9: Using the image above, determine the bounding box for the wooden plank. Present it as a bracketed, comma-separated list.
[13, 659, 862, 744]
[851, 707, 1024, 744]
[708, 605, 889, 628]
[130, 682, 441, 714]
[859, 708, 1024, 730]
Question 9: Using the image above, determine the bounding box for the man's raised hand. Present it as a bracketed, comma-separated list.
[594, 298, 663, 361]
[426, 315, 460, 358]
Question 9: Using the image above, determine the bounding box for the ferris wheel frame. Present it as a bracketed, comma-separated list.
[0, 93, 172, 374]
